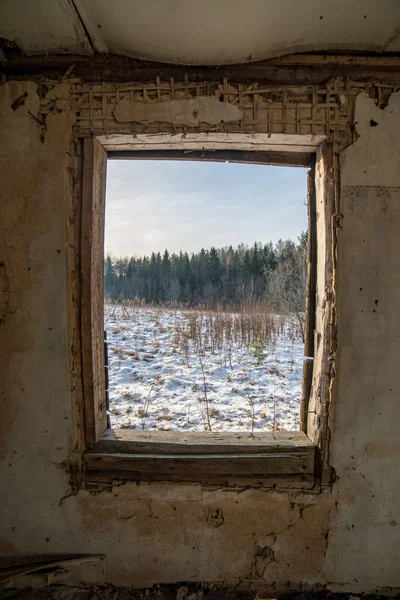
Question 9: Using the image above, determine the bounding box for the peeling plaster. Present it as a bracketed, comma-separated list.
[113, 96, 243, 126]
[324, 91, 400, 589]
[1, 80, 400, 593]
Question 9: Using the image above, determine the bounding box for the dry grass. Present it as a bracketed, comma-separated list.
[105, 299, 303, 432]
[208, 408, 220, 418]
[105, 298, 303, 347]
[112, 325, 127, 334]
[172, 301, 294, 362]
[125, 349, 140, 360]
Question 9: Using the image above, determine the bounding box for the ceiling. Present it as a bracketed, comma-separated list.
[0, 0, 399, 65]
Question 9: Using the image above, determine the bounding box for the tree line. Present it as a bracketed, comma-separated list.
[105, 232, 307, 314]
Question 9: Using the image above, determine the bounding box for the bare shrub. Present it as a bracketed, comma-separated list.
[198, 353, 212, 432]
[139, 386, 154, 430]
[105, 299, 303, 434]
[171, 300, 292, 360]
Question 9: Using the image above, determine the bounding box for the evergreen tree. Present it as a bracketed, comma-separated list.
[103, 235, 307, 312]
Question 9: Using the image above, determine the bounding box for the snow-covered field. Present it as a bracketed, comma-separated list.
[105, 305, 304, 432]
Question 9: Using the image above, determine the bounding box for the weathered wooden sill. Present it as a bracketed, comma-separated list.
[85, 430, 316, 488]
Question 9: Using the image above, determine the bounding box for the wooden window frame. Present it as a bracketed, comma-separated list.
[77, 137, 334, 489]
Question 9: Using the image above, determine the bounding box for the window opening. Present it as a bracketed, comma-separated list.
[103, 159, 309, 435]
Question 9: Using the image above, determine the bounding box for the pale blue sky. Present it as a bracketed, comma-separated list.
[105, 160, 308, 257]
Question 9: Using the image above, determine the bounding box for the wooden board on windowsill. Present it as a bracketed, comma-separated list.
[92, 429, 313, 454]
[85, 469, 316, 489]
[84, 430, 315, 485]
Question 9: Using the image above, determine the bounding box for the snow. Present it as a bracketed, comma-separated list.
[105, 306, 304, 432]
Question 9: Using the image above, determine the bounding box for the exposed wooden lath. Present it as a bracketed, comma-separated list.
[33, 75, 399, 150]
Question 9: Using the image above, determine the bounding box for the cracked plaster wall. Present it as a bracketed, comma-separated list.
[0, 81, 399, 593]
[323, 92, 400, 591]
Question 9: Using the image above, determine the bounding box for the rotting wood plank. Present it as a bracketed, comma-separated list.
[85, 470, 316, 489]
[108, 150, 314, 168]
[68, 138, 87, 456]
[301, 165, 317, 432]
[3, 54, 400, 85]
[85, 447, 315, 481]
[276, 54, 400, 68]
[85, 431, 315, 484]
[92, 429, 314, 455]
[81, 137, 108, 446]
[307, 142, 336, 484]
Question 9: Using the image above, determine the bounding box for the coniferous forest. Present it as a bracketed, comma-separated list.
[105, 232, 307, 316]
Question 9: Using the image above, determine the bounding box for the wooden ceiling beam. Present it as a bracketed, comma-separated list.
[107, 149, 314, 169]
[1, 53, 400, 85]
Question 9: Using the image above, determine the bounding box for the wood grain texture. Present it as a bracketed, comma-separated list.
[301, 165, 317, 432]
[108, 150, 314, 168]
[85, 431, 315, 484]
[81, 137, 108, 445]
[85, 450, 314, 482]
[93, 429, 314, 454]
[3, 54, 400, 85]
[85, 470, 316, 489]
[68, 139, 87, 456]
[307, 142, 336, 482]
